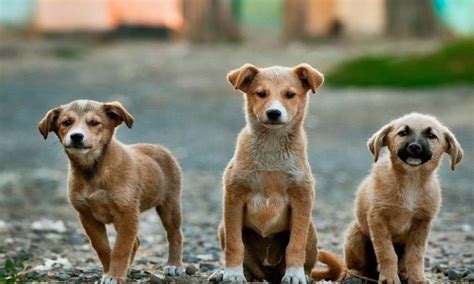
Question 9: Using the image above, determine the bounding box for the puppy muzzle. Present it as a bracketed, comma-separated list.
[397, 141, 432, 166]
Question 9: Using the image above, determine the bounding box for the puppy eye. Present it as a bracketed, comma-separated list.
[285, 92, 296, 99]
[89, 120, 100, 126]
[256, 91, 267, 98]
[62, 120, 72, 127]
[398, 130, 409, 137]
[427, 133, 437, 140]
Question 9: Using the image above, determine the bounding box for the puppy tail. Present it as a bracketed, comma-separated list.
[311, 250, 344, 281]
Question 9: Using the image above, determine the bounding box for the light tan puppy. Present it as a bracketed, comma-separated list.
[38, 100, 184, 283]
[342, 113, 464, 283]
[211, 64, 342, 283]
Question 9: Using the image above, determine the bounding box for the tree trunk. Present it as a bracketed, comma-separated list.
[386, 0, 438, 37]
[183, 0, 239, 42]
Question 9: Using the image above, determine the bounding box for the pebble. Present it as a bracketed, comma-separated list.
[448, 269, 468, 281]
[186, 264, 198, 275]
[31, 219, 66, 233]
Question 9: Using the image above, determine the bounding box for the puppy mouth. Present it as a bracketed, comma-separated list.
[65, 145, 93, 152]
[262, 121, 287, 128]
[405, 157, 424, 166]
[397, 152, 432, 167]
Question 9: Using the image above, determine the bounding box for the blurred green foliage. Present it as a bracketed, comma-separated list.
[0, 257, 28, 283]
[327, 39, 474, 88]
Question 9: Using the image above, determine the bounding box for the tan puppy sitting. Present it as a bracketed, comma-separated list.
[38, 100, 184, 283]
[210, 64, 342, 283]
[343, 113, 464, 283]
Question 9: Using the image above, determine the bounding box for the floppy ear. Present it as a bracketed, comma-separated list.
[444, 128, 463, 171]
[227, 64, 260, 93]
[38, 107, 62, 139]
[103, 101, 134, 128]
[293, 63, 324, 94]
[367, 123, 393, 162]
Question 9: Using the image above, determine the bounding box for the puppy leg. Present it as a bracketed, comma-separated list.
[156, 204, 184, 276]
[223, 189, 246, 282]
[344, 222, 370, 278]
[305, 223, 318, 274]
[404, 219, 431, 283]
[368, 214, 400, 283]
[79, 213, 111, 273]
[129, 237, 140, 267]
[283, 187, 313, 284]
[103, 212, 139, 283]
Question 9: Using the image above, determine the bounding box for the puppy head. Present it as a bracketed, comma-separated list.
[227, 63, 324, 129]
[368, 113, 463, 171]
[39, 100, 134, 158]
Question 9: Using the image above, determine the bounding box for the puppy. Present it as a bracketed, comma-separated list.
[211, 64, 342, 283]
[343, 113, 463, 283]
[38, 100, 184, 283]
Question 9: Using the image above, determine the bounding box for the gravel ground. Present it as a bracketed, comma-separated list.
[0, 39, 473, 282]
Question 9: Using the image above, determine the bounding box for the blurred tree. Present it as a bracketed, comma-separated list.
[386, 0, 438, 37]
[283, 0, 308, 40]
[183, 0, 240, 42]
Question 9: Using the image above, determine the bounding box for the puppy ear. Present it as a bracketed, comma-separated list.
[444, 128, 463, 171]
[227, 64, 260, 93]
[103, 101, 134, 128]
[38, 107, 62, 139]
[293, 63, 324, 94]
[367, 124, 393, 162]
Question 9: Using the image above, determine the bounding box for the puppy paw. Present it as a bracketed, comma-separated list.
[101, 275, 122, 284]
[223, 266, 246, 282]
[407, 277, 430, 284]
[208, 270, 224, 282]
[379, 272, 401, 284]
[282, 267, 308, 284]
[163, 265, 184, 277]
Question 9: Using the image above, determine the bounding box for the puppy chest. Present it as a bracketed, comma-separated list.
[245, 191, 290, 237]
[70, 190, 115, 224]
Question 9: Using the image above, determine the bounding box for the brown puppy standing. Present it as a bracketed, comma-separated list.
[342, 113, 464, 283]
[38, 100, 184, 283]
[211, 64, 342, 283]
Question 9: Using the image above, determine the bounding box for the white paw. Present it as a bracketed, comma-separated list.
[223, 266, 246, 282]
[163, 265, 184, 276]
[101, 275, 119, 284]
[282, 267, 307, 284]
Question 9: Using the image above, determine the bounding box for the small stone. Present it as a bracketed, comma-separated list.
[448, 269, 468, 281]
[464, 272, 474, 281]
[196, 254, 215, 261]
[185, 264, 198, 275]
[150, 274, 164, 284]
[431, 263, 448, 274]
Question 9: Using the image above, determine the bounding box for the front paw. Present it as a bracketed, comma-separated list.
[223, 266, 246, 282]
[282, 267, 308, 284]
[407, 276, 430, 284]
[379, 272, 401, 284]
[101, 274, 124, 284]
[163, 265, 184, 276]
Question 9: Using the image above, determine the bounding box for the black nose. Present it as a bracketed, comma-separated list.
[408, 142, 422, 155]
[70, 133, 84, 143]
[266, 109, 282, 121]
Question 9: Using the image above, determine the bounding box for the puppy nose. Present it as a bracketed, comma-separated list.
[70, 133, 84, 143]
[408, 143, 422, 154]
[266, 109, 282, 121]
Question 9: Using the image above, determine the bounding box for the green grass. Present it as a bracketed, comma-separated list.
[327, 39, 474, 88]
